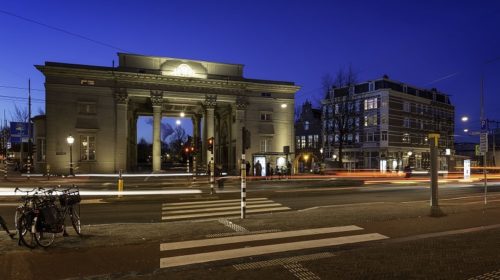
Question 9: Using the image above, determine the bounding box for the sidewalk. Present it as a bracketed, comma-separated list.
[0, 195, 499, 279]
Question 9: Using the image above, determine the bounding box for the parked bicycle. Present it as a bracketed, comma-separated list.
[14, 185, 82, 248]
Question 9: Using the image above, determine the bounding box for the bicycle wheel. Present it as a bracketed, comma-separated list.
[35, 231, 55, 247]
[16, 211, 36, 249]
[70, 205, 81, 235]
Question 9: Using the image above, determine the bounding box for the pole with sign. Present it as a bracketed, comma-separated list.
[463, 159, 471, 180]
[480, 131, 488, 205]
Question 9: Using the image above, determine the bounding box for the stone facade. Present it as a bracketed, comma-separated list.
[35, 53, 299, 175]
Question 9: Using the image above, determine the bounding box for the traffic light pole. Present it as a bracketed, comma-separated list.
[241, 154, 246, 219]
[210, 156, 214, 195]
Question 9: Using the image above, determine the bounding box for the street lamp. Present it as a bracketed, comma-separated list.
[176, 119, 181, 125]
[66, 135, 74, 176]
[461, 116, 469, 122]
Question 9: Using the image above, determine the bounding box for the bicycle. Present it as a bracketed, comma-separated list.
[14, 186, 82, 248]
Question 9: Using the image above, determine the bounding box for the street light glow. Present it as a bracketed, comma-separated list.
[66, 135, 74, 144]
[461, 116, 469, 122]
[281, 103, 287, 108]
[180, 112, 185, 117]
[464, 129, 469, 133]
[176, 119, 181, 125]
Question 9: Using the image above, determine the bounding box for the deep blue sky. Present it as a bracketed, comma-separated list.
[1, 0, 500, 143]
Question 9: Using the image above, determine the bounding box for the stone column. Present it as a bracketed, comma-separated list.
[192, 114, 201, 158]
[114, 88, 128, 172]
[234, 96, 248, 172]
[204, 95, 217, 166]
[151, 90, 163, 172]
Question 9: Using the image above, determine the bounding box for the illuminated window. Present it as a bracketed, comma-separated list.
[304, 121, 309, 131]
[80, 79, 95, 86]
[80, 135, 96, 161]
[301, 136, 306, 148]
[402, 133, 410, 143]
[364, 98, 378, 110]
[172, 64, 195, 77]
[364, 115, 378, 126]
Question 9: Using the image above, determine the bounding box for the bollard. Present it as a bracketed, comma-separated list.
[241, 155, 246, 219]
[210, 157, 215, 195]
[26, 157, 30, 181]
[192, 156, 197, 185]
[118, 169, 124, 198]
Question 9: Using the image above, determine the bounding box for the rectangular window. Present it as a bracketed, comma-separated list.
[404, 117, 410, 128]
[381, 131, 388, 141]
[295, 136, 300, 149]
[304, 121, 310, 131]
[36, 138, 46, 162]
[78, 102, 97, 115]
[364, 98, 378, 110]
[80, 135, 96, 161]
[307, 135, 313, 147]
[301, 136, 306, 148]
[313, 135, 319, 148]
[260, 137, 272, 152]
[364, 115, 378, 126]
[260, 112, 272, 121]
[355, 133, 360, 143]
[366, 132, 375, 142]
[403, 101, 410, 112]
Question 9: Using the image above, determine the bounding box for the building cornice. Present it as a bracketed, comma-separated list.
[36, 65, 300, 95]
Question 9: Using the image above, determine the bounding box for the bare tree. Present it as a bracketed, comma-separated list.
[145, 118, 175, 144]
[169, 126, 188, 158]
[10, 104, 29, 122]
[323, 66, 358, 168]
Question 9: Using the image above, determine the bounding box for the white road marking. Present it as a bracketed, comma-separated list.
[164, 203, 284, 214]
[218, 218, 248, 233]
[162, 199, 272, 210]
[159, 233, 388, 268]
[160, 225, 363, 251]
[163, 197, 267, 206]
[161, 206, 291, 220]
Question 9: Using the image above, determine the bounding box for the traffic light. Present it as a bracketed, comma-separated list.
[207, 137, 214, 153]
[242, 127, 251, 151]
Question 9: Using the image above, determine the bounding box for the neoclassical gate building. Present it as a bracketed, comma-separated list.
[34, 53, 299, 174]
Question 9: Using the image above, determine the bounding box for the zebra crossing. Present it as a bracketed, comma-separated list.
[159, 224, 389, 269]
[161, 197, 290, 221]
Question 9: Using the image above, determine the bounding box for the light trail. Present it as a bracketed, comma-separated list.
[0, 189, 202, 196]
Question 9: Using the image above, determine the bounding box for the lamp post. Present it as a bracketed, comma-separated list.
[66, 135, 74, 176]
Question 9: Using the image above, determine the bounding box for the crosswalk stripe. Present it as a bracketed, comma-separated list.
[160, 225, 363, 251]
[162, 199, 276, 210]
[163, 197, 267, 206]
[161, 206, 290, 220]
[163, 203, 283, 214]
[159, 233, 388, 268]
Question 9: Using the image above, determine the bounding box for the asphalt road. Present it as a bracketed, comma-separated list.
[1, 178, 499, 280]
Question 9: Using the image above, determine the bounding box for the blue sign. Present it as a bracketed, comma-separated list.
[9, 122, 29, 143]
[481, 119, 488, 131]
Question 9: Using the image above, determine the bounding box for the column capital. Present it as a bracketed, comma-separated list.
[235, 96, 249, 110]
[114, 88, 128, 105]
[150, 90, 164, 107]
[204, 94, 217, 109]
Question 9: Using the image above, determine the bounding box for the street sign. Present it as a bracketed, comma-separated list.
[481, 119, 488, 131]
[9, 122, 29, 144]
[464, 159, 471, 180]
[475, 145, 480, 156]
[480, 132, 488, 154]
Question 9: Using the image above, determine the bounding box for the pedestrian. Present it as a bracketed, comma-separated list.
[0, 215, 15, 239]
[255, 160, 262, 177]
[266, 162, 271, 180]
[246, 161, 250, 175]
[287, 161, 292, 177]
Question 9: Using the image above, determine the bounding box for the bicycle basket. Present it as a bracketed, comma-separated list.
[59, 191, 81, 206]
[38, 205, 63, 233]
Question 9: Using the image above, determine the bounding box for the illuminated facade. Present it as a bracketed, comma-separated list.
[322, 76, 455, 171]
[34, 53, 299, 174]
